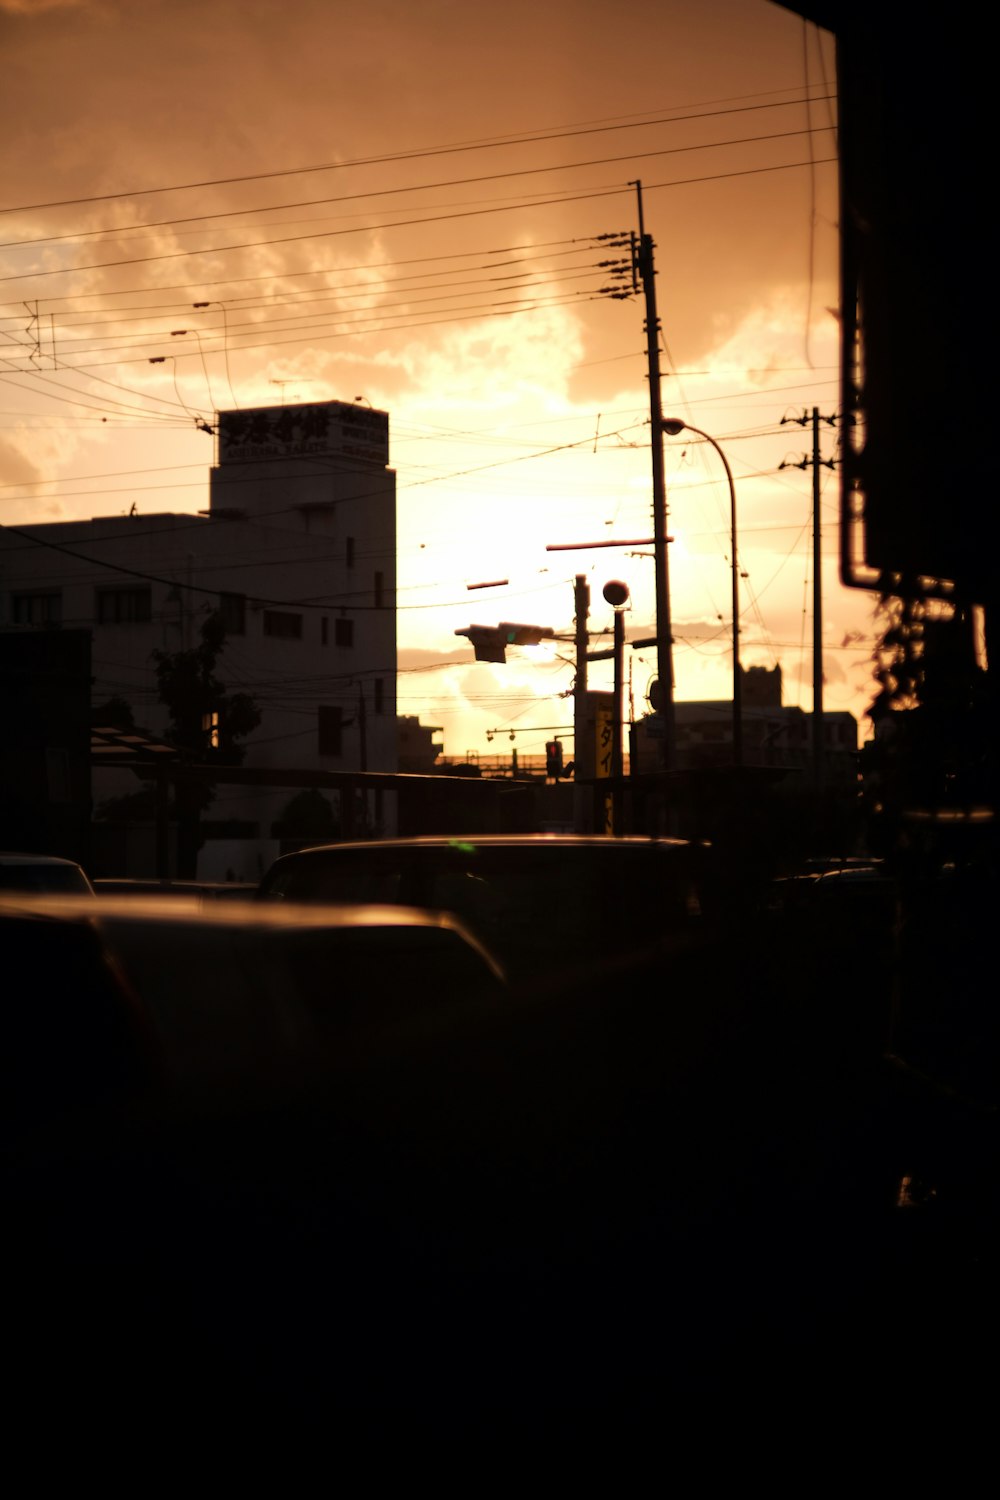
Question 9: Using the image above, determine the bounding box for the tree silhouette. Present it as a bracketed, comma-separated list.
[151, 610, 261, 875]
[272, 788, 339, 844]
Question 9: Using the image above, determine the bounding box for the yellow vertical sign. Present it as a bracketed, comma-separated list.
[595, 705, 614, 836]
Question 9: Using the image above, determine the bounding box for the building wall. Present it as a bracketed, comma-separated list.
[743, 664, 783, 709]
[397, 715, 443, 774]
[0, 399, 398, 856]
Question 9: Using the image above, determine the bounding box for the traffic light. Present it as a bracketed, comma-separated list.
[545, 740, 564, 778]
[455, 625, 507, 663]
[455, 622, 555, 663]
[499, 622, 555, 647]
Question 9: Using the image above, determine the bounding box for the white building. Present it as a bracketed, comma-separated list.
[0, 399, 397, 875]
[631, 665, 859, 781]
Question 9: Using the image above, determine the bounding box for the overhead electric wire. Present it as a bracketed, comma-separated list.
[11, 264, 613, 355]
[0, 399, 654, 495]
[0, 236, 595, 311]
[41, 288, 621, 374]
[0, 123, 833, 255]
[0, 158, 837, 288]
[0, 249, 621, 417]
[0, 93, 834, 220]
[0, 334, 203, 423]
[0, 243, 602, 331]
[0, 362, 190, 425]
[0, 414, 822, 536]
[0, 417, 651, 607]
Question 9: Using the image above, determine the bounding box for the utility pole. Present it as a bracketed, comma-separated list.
[357, 680, 369, 834]
[574, 572, 589, 695]
[780, 409, 838, 789]
[573, 574, 590, 835]
[811, 408, 823, 790]
[610, 593, 626, 833]
[631, 181, 676, 772]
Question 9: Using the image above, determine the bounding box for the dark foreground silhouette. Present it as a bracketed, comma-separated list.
[4, 880, 996, 1422]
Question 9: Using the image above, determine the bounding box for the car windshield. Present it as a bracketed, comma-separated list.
[0, 862, 93, 895]
[261, 842, 698, 980]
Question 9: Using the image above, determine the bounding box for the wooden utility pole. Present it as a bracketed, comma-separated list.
[611, 603, 625, 834]
[631, 181, 676, 772]
[574, 574, 589, 701]
[811, 408, 824, 789]
[574, 573, 590, 834]
[780, 409, 838, 788]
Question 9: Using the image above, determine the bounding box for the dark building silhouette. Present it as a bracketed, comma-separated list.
[0, 629, 92, 863]
[772, 13, 998, 1399]
[776, 5, 996, 620]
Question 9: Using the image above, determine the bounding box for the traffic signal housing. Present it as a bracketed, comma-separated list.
[454, 625, 507, 663]
[455, 622, 555, 663]
[499, 622, 554, 647]
[545, 740, 564, 778]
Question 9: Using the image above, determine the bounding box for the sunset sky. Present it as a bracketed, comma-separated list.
[0, 0, 875, 761]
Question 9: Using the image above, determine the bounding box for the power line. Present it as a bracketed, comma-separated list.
[0, 123, 832, 254]
[0, 236, 592, 311]
[12, 287, 617, 375]
[1, 158, 836, 288]
[0, 93, 833, 219]
[6, 265, 613, 357]
[0, 244, 599, 329]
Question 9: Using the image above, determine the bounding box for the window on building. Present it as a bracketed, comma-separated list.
[374, 571, 384, 608]
[346, 536, 355, 570]
[263, 609, 303, 640]
[318, 705, 343, 756]
[334, 616, 354, 648]
[321, 616, 329, 646]
[96, 587, 151, 624]
[12, 591, 62, 626]
[219, 592, 246, 635]
[374, 678, 384, 715]
[201, 710, 220, 750]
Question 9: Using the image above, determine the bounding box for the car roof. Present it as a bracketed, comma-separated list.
[0, 891, 487, 932]
[0, 852, 88, 867]
[0, 892, 506, 978]
[0, 894, 509, 1106]
[92, 878, 257, 898]
[284, 833, 700, 856]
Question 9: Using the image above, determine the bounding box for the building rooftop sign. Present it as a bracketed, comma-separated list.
[217, 400, 389, 467]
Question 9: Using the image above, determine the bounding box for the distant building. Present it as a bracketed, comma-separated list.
[0, 398, 397, 873]
[397, 716, 443, 774]
[632, 664, 858, 781]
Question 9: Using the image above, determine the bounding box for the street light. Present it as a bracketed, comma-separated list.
[148, 353, 211, 430]
[193, 300, 240, 409]
[662, 418, 742, 767]
[170, 327, 218, 413]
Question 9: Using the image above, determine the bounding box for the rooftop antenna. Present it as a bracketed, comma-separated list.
[270, 379, 298, 405]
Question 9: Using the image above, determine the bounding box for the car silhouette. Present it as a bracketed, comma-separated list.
[0, 852, 95, 895]
[0, 891, 507, 1112]
[256, 832, 710, 986]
